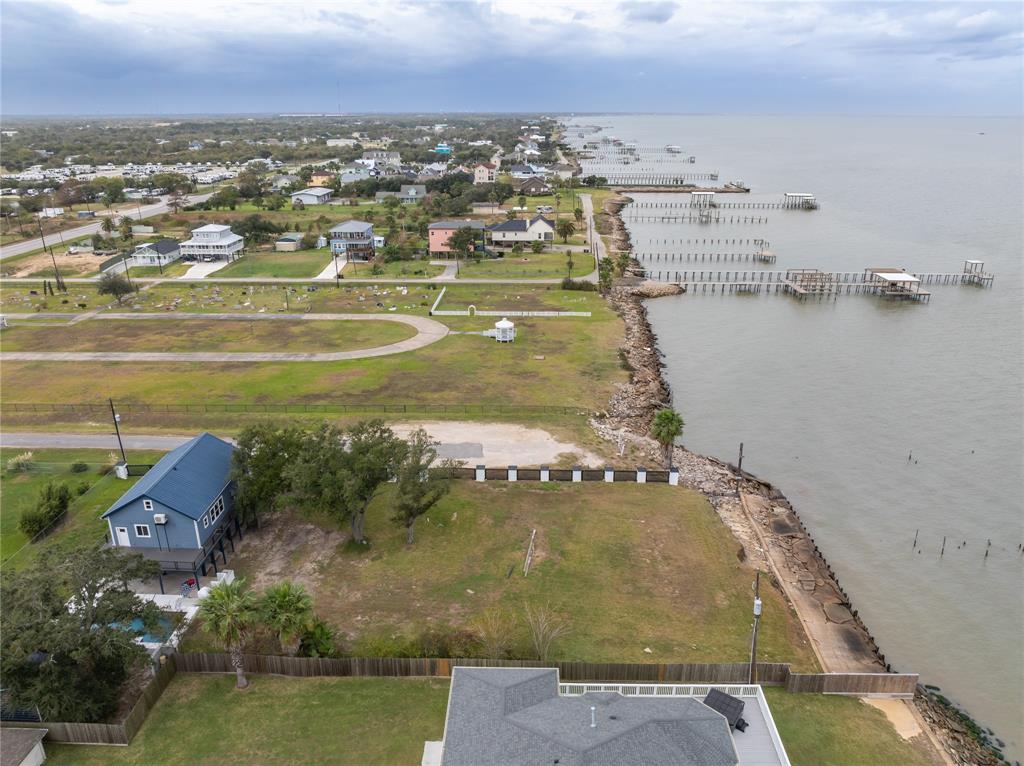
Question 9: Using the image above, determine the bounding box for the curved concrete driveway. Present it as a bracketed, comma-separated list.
[1, 312, 449, 362]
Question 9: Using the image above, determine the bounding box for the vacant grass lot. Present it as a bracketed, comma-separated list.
[457, 251, 595, 280]
[1, 284, 622, 417]
[182, 482, 816, 668]
[211, 250, 333, 278]
[45, 675, 450, 766]
[0, 448, 164, 567]
[125, 262, 191, 278]
[43, 675, 932, 766]
[340, 260, 445, 279]
[0, 318, 417, 353]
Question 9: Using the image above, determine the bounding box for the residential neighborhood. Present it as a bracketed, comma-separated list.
[1, 5, 1016, 762]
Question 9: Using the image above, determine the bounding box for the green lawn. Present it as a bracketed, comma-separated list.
[42, 675, 933, 766]
[1, 317, 417, 353]
[341, 260, 444, 279]
[182, 482, 818, 668]
[0, 448, 165, 566]
[457, 251, 595, 280]
[126, 262, 191, 278]
[764, 688, 939, 766]
[45, 675, 449, 766]
[211, 250, 333, 279]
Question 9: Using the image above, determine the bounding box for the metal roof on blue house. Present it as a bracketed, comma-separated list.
[102, 432, 234, 520]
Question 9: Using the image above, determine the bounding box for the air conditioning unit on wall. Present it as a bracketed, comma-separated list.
[153, 514, 168, 525]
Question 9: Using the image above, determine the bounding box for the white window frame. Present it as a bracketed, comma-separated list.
[143, 499, 154, 511]
[202, 513, 210, 529]
[208, 495, 225, 524]
[134, 524, 151, 538]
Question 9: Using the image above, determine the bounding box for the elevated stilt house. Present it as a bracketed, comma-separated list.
[102, 432, 243, 594]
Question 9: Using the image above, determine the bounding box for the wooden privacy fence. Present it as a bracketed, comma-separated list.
[0, 654, 178, 746]
[176, 653, 917, 696]
[785, 672, 919, 697]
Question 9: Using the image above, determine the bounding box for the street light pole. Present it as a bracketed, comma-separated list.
[749, 571, 762, 684]
[109, 398, 127, 464]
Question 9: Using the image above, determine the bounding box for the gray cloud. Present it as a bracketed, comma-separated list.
[619, 1, 678, 24]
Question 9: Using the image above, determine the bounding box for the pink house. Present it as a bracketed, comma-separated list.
[427, 220, 487, 255]
[473, 163, 497, 185]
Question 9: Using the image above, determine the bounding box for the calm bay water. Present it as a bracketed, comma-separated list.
[571, 114, 1023, 757]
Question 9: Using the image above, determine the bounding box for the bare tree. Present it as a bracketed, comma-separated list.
[523, 603, 570, 662]
[472, 608, 515, 659]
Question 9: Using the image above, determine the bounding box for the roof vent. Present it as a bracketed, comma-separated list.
[590, 706, 596, 728]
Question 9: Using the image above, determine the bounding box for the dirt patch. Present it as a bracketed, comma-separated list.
[233, 513, 346, 593]
[5, 250, 108, 278]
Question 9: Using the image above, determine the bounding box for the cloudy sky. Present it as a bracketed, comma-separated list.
[1, 0, 1021, 115]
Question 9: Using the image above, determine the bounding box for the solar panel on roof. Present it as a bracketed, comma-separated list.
[703, 689, 745, 729]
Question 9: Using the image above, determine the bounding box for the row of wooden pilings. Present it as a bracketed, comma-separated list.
[631, 201, 785, 210]
[593, 173, 720, 184]
[637, 252, 772, 263]
[638, 238, 764, 246]
[624, 215, 769, 224]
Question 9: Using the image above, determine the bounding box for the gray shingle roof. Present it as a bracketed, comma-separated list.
[428, 220, 486, 230]
[137, 238, 179, 255]
[329, 220, 373, 234]
[102, 432, 233, 520]
[487, 218, 528, 232]
[441, 668, 738, 766]
[1, 728, 47, 766]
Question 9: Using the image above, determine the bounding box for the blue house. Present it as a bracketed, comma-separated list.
[103, 433, 241, 591]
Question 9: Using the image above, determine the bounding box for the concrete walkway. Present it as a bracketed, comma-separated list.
[0, 312, 449, 362]
[178, 260, 230, 279]
[313, 254, 344, 281]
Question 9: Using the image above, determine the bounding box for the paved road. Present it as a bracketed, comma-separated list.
[0, 192, 213, 260]
[0, 312, 449, 362]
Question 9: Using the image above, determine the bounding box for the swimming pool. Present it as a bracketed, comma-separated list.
[120, 616, 175, 644]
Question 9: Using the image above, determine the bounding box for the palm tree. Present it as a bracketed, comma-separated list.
[574, 207, 584, 225]
[100, 216, 115, 236]
[198, 580, 257, 688]
[260, 581, 313, 656]
[650, 409, 685, 468]
[555, 220, 576, 243]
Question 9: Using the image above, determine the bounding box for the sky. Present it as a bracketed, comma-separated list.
[1, 0, 1021, 116]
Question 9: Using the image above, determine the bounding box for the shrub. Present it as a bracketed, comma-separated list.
[471, 609, 516, 659]
[70, 461, 89, 473]
[6, 452, 34, 473]
[18, 482, 72, 539]
[75, 481, 90, 496]
[415, 625, 480, 658]
[561, 277, 597, 291]
[298, 617, 337, 658]
[350, 632, 416, 658]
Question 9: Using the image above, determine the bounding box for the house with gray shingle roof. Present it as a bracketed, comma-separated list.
[436, 667, 739, 766]
[487, 214, 554, 246]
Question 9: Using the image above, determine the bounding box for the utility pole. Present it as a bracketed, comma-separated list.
[109, 398, 127, 464]
[749, 571, 762, 684]
[737, 442, 744, 474]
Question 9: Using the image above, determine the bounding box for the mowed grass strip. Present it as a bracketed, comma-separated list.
[188, 482, 817, 668]
[763, 688, 939, 766]
[211, 250, 333, 278]
[0, 318, 417, 353]
[0, 448, 166, 566]
[44, 675, 450, 766]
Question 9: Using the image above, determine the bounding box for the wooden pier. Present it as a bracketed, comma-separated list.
[639, 265, 996, 302]
[598, 172, 720, 185]
[636, 249, 776, 265]
[624, 213, 769, 225]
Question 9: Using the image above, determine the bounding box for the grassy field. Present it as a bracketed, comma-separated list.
[42, 674, 934, 766]
[0, 318, 417, 353]
[181, 482, 817, 668]
[457, 251, 595, 280]
[0, 285, 623, 424]
[125, 262, 191, 278]
[45, 675, 449, 766]
[211, 250, 332, 278]
[0, 448, 164, 566]
[764, 688, 939, 766]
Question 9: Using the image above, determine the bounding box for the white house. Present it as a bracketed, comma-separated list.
[486, 215, 554, 245]
[40, 207, 65, 218]
[290, 187, 333, 206]
[132, 239, 181, 266]
[179, 224, 244, 261]
[326, 138, 357, 147]
[0, 728, 47, 766]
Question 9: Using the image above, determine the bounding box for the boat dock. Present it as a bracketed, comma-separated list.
[624, 212, 769, 224]
[639, 262, 995, 302]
